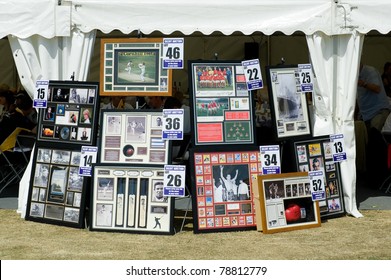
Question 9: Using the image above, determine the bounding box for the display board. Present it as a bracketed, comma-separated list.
[190, 146, 262, 233]
[37, 81, 100, 146]
[90, 165, 174, 235]
[188, 60, 255, 146]
[265, 65, 311, 140]
[100, 37, 172, 96]
[255, 172, 321, 234]
[99, 110, 170, 165]
[293, 137, 345, 218]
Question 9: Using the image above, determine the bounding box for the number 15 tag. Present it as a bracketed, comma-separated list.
[79, 146, 98, 176]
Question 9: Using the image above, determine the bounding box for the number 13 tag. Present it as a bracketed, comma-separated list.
[330, 134, 347, 162]
[79, 146, 98, 176]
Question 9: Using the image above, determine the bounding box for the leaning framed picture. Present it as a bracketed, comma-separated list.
[293, 137, 345, 218]
[265, 65, 311, 139]
[25, 145, 88, 228]
[99, 109, 171, 165]
[90, 164, 175, 235]
[100, 37, 172, 96]
[189, 146, 262, 233]
[255, 172, 321, 234]
[188, 60, 256, 146]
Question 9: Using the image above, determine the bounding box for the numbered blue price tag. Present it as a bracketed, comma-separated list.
[298, 64, 314, 92]
[260, 145, 281, 174]
[34, 80, 49, 108]
[79, 146, 98, 176]
[309, 170, 325, 201]
[162, 109, 184, 140]
[242, 59, 263, 90]
[331, 134, 347, 162]
[162, 38, 184, 69]
[163, 165, 186, 197]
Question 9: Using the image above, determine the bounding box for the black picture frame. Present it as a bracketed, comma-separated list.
[90, 164, 175, 235]
[293, 137, 346, 218]
[265, 65, 312, 140]
[189, 145, 261, 233]
[188, 60, 256, 146]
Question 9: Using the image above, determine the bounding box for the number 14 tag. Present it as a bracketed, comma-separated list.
[79, 146, 98, 176]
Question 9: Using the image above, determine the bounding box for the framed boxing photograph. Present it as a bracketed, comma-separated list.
[188, 60, 256, 146]
[265, 65, 312, 140]
[90, 164, 175, 235]
[189, 146, 262, 233]
[25, 146, 88, 228]
[37, 80, 100, 146]
[254, 171, 321, 234]
[99, 109, 171, 165]
[100, 37, 172, 96]
[293, 137, 345, 218]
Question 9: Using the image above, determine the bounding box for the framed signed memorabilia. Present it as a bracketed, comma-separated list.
[99, 110, 171, 165]
[188, 60, 256, 146]
[90, 165, 174, 235]
[255, 172, 321, 234]
[100, 38, 172, 96]
[190, 146, 262, 233]
[265, 65, 311, 140]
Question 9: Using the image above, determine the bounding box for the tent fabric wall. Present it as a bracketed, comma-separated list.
[8, 30, 96, 217]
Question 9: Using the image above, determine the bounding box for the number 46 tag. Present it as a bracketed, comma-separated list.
[79, 146, 98, 176]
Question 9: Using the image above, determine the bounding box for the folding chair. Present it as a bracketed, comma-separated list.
[0, 127, 35, 195]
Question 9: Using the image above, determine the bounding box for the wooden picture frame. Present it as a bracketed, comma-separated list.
[190, 146, 262, 233]
[255, 172, 321, 234]
[265, 65, 311, 140]
[100, 37, 172, 96]
[188, 60, 256, 146]
[90, 164, 175, 235]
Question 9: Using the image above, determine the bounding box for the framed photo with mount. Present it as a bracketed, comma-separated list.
[100, 37, 172, 96]
[265, 65, 311, 140]
[188, 60, 256, 146]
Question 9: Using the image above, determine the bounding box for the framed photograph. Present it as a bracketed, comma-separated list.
[99, 110, 171, 165]
[190, 146, 262, 233]
[265, 65, 311, 139]
[188, 60, 256, 146]
[37, 81, 100, 146]
[254, 171, 321, 234]
[293, 137, 345, 218]
[100, 37, 172, 96]
[25, 146, 89, 228]
[90, 165, 174, 235]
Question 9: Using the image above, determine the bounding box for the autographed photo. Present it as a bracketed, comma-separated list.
[190, 147, 262, 233]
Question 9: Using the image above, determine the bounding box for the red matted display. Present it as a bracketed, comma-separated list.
[190, 147, 262, 233]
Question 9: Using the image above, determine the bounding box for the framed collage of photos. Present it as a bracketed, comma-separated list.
[100, 37, 172, 96]
[188, 60, 255, 146]
[37, 81, 99, 146]
[99, 110, 170, 165]
[189, 146, 262, 233]
[265, 65, 311, 140]
[293, 137, 345, 218]
[25, 147, 87, 228]
[90, 165, 174, 234]
[255, 172, 321, 234]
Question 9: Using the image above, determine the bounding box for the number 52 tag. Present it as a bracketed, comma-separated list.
[309, 170, 325, 201]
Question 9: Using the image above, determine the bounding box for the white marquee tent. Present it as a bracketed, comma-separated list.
[1, 0, 391, 218]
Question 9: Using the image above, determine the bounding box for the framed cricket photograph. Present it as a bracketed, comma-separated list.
[90, 165, 174, 235]
[293, 137, 345, 218]
[37, 80, 100, 146]
[25, 146, 89, 228]
[255, 172, 321, 234]
[100, 37, 172, 96]
[190, 146, 262, 233]
[99, 109, 171, 165]
[188, 60, 256, 146]
[265, 65, 311, 140]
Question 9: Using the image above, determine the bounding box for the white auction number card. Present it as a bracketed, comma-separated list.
[308, 170, 325, 201]
[162, 109, 184, 140]
[331, 134, 347, 162]
[260, 145, 281, 174]
[163, 165, 186, 197]
[34, 80, 49, 108]
[162, 38, 184, 69]
[298, 63, 314, 92]
[242, 58, 263, 90]
[79, 146, 98, 176]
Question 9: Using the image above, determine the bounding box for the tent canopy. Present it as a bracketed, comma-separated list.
[2, 0, 391, 39]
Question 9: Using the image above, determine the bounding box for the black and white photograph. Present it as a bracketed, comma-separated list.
[29, 203, 44, 217]
[212, 164, 249, 202]
[97, 178, 114, 200]
[151, 180, 167, 203]
[63, 207, 80, 223]
[125, 116, 146, 143]
[36, 148, 52, 163]
[106, 115, 122, 135]
[70, 151, 81, 166]
[51, 150, 71, 165]
[48, 166, 68, 202]
[77, 127, 91, 141]
[69, 88, 88, 103]
[67, 167, 83, 192]
[45, 204, 65, 220]
[96, 204, 113, 227]
[52, 88, 70, 102]
[33, 163, 50, 188]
